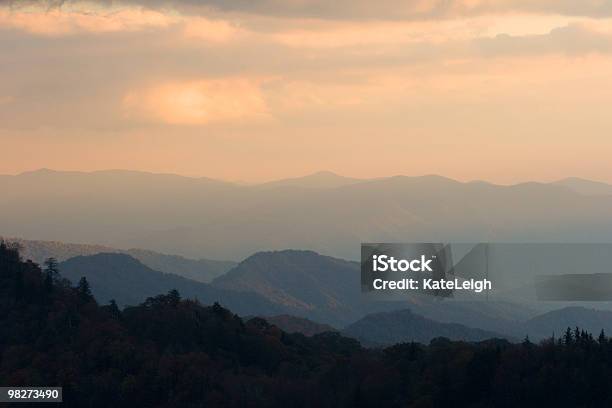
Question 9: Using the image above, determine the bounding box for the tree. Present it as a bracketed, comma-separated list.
[522, 335, 532, 348]
[599, 329, 606, 345]
[574, 327, 581, 343]
[167, 289, 181, 306]
[77, 276, 93, 301]
[44, 257, 59, 289]
[564, 327, 573, 346]
[107, 299, 121, 320]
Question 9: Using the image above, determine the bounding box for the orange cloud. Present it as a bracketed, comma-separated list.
[122, 79, 270, 125]
[0, 7, 179, 36]
[0, 6, 240, 42]
[269, 14, 589, 49]
[182, 17, 242, 42]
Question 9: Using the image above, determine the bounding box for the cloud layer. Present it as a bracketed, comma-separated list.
[123, 79, 269, 125]
[1, 1, 612, 183]
[5, 0, 612, 19]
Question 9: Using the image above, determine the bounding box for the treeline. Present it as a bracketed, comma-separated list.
[2, 241, 612, 407]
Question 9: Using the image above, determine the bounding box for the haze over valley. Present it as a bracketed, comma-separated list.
[2, 169, 612, 261]
[6, 235, 612, 346]
[4, 169, 612, 345]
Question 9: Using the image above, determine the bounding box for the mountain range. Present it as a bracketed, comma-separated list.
[257, 170, 363, 189]
[39, 246, 612, 344]
[2, 169, 612, 260]
[341, 305, 612, 345]
[551, 177, 612, 196]
[522, 306, 612, 340]
[342, 309, 508, 346]
[5, 237, 234, 283]
[57, 249, 408, 327]
[251, 315, 337, 336]
[58, 252, 287, 317]
[5, 239, 612, 407]
[56, 250, 522, 343]
[212, 250, 371, 325]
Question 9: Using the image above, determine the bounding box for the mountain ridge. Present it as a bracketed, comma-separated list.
[523, 306, 612, 340]
[552, 177, 612, 196]
[51, 248, 612, 344]
[257, 170, 364, 189]
[8, 167, 612, 191]
[3, 170, 612, 260]
[58, 252, 284, 316]
[342, 308, 509, 346]
[5, 237, 235, 283]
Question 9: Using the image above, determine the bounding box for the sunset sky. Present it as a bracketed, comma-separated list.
[1, 0, 612, 183]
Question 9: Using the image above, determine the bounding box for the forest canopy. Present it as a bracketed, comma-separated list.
[1, 240, 612, 407]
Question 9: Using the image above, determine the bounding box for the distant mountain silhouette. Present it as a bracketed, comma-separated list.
[258, 171, 364, 189]
[51, 249, 612, 344]
[407, 300, 535, 337]
[211, 249, 539, 330]
[253, 315, 337, 336]
[5, 237, 111, 264]
[7, 237, 234, 283]
[214, 250, 364, 325]
[342, 309, 509, 346]
[4, 170, 612, 260]
[212, 250, 411, 326]
[40, 244, 612, 343]
[123, 248, 234, 283]
[58, 253, 284, 316]
[523, 306, 612, 340]
[552, 177, 612, 196]
[47, 247, 536, 331]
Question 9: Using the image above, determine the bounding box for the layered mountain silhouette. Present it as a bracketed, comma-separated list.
[406, 300, 534, 337]
[55, 249, 406, 326]
[522, 306, 612, 340]
[54, 248, 528, 330]
[26, 245, 612, 343]
[252, 315, 337, 336]
[552, 177, 612, 196]
[212, 250, 416, 326]
[213, 250, 361, 322]
[7, 237, 234, 283]
[7, 240, 612, 406]
[257, 170, 364, 189]
[56, 251, 523, 342]
[3, 169, 612, 260]
[342, 305, 612, 345]
[58, 253, 285, 316]
[343, 309, 508, 346]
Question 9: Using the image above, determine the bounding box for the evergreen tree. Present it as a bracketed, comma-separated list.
[574, 327, 581, 342]
[167, 289, 181, 306]
[212, 301, 223, 314]
[44, 257, 59, 289]
[108, 299, 121, 320]
[522, 335, 532, 348]
[77, 276, 93, 301]
[564, 327, 573, 345]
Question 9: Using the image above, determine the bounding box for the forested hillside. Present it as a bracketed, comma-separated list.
[3, 240, 612, 407]
[58, 252, 285, 316]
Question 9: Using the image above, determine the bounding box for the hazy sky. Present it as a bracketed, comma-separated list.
[1, 0, 612, 183]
